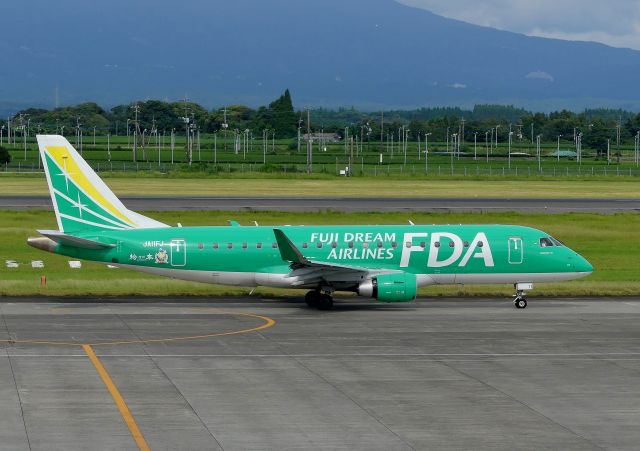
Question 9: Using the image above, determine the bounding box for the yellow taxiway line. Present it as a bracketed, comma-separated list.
[83, 344, 150, 451]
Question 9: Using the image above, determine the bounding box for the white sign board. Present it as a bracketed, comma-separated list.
[68, 261, 82, 269]
[5, 260, 18, 268]
[31, 260, 44, 268]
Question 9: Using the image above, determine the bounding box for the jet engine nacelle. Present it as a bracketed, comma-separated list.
[358, 272, 417, 303]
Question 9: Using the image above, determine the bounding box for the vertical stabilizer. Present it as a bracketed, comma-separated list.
[37, 135, 168, 232]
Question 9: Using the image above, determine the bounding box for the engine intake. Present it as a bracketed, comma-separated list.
[358, 272, 417, 303]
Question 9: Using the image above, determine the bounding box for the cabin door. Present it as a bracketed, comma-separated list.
[170, 239, 187, 267]
[508, 237, 523, 265]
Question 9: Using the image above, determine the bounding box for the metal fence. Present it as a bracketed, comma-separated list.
[3, 161, 640, 177]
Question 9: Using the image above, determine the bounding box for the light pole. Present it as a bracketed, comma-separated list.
[578, 133, 583, 166]
[536, 134, 542, 172]
[126, 119, 131, 148]
[495, 125, 501, 152]
[451, 133, 457, 173]
[485, 131, 489, 162]
[425, 132, 431, 174]
[0, 125, 4, 146]
[473, 132, 478, 160]
[557, 134, 562, 162]
[508, 131, 513, 169]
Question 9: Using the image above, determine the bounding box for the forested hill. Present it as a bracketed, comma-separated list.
[2, 0, 640, 111]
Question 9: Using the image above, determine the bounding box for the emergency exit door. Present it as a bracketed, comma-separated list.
[508, 237, 523, 264]
[170, 239, 186, 267]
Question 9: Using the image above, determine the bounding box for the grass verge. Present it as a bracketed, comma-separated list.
[1, 174, 640, 198]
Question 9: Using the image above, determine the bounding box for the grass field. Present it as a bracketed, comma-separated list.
[1, 210, 638, 297]
[2, 174, 640, 198]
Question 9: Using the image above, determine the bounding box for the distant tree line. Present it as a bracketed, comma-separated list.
[4, 90, 640, 151]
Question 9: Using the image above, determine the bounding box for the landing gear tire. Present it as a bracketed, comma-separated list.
[514, 297, 527, 309]
[316, 294, 334, 311]
[305, 291, 320, 308]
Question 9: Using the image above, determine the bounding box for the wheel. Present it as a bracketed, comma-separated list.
[305, 290, 320, 308]
[316, 294, 334, 311]
[514, 297, 527, 309]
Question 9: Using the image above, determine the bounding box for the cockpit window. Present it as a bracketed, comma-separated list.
[539, 237, 554, 248]
[549, 236, 564, 246]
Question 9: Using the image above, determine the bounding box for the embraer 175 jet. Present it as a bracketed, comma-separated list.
[28, 135, 593, 310]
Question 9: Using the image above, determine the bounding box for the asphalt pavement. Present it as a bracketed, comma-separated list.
[1, 296, 639, 450]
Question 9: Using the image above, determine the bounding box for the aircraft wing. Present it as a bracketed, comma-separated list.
[273, 228, 399, 287]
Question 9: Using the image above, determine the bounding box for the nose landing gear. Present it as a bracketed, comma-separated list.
[514, 295, 527, 309]
[513, 283, 533, 309]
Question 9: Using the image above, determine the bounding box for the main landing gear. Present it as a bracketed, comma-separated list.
[305, 290, 334, 310]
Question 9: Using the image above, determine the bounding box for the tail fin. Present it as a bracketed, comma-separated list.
[37, 135, 168, 232]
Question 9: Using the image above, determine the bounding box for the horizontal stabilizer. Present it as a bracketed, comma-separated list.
[37, 230, 116, 250]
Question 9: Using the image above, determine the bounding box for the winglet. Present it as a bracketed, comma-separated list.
[273, 229, 308, 264]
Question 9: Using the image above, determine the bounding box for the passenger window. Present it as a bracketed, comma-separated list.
[227, 243, 233, 249]
[391, 241, 398, 248]
[377, 241, 383, 248]
[434, 242, 441, 248]
[363, 242, 369, 249]
[212, 243, 219, 249]
[405, 241, 412, 248]
[302, 242, 308, 249]
[478, 241, 483, 248]
[317, 242, 322, 248]
[420, 242, 426, 248]
[242, 243, 248, 249]
[256, 242, 262, 249]
[463, 241, 469, 248]
[348, 241, 354, 248]
[272, 242, 278, 249]
[198, 243, 204, 250]
[448, 241, 455, 248]
[332, 242, 337, 248]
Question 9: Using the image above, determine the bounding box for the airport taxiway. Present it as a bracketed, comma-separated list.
[1, 296, 640, 450]
[1, 195, 639, 213]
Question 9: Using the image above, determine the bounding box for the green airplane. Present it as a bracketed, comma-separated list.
[28, 135, 593, 310]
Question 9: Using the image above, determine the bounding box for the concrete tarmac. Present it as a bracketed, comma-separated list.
[1, 296, 640, 450]
[1, 195, 639, 213]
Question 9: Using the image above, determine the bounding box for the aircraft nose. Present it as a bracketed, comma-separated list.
[574, 253, 593, 274]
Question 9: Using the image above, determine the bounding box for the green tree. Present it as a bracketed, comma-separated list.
[258, 89, 297, 138]
[0, 146, 11, 164]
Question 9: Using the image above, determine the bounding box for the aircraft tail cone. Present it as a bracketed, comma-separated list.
[27, 236, 57, 253]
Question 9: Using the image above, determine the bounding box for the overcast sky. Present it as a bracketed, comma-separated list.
[398, 0, 640, 50]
